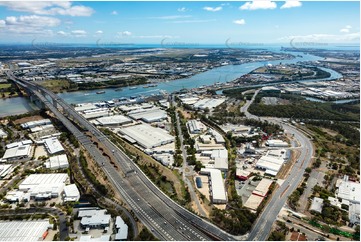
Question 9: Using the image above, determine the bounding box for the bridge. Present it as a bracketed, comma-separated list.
[6, 70, 236, 241]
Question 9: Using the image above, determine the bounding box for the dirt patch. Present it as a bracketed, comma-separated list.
[13, 115, 45, 125]
[277, 150, 300, 179]
[321, 127, 338, 137]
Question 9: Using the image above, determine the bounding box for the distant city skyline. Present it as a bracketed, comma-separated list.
[0, 1, 359, 45]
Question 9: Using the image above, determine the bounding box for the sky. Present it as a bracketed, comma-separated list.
[0, 1, 359, 46]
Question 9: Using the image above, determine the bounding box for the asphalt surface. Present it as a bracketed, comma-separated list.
[7, 71, 236, 241]
[242, 89, 315, 241]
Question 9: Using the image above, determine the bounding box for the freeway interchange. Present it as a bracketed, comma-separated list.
[6, 70, 235, 241]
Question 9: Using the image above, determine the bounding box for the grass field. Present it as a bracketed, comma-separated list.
[0, 83, 11, 89]
[37, 79, 72, 92]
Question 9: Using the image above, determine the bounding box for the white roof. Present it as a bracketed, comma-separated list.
[45, 154, 69, 169]
[211, 149, 228, 159]
[0, 220, 50, 241]
[96, 115, 132, 125]
[0, 128, 7, 138]
[75, 103, 98, 112]
[6, 140, 33, 149]
[64, 184, 80, 199]
[256, 155, 285, 173]
[19, 173, 68, 191]
[200, 168, 227, 203]
[0, 164, 12, 178]
[187, 120, 205, 133]
[336, 179, 361, 203]
[193, 98, 226, 110]
[128, 108, 167, 122]
[310, 197, 324, 213]
[119, 123, 174, 149]
[2, 145, 31, 160]
[43, 137, 64, 154]
[79, 235, 110, 241]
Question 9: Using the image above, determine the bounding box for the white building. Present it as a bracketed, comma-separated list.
[63, 184, 80, 202]
[310, 197, 324, 213]
[199, 168, 227, 204]
[95, 115, 132, 126]
[192, 98, 226, 110]
[115, 216, 128, 241]
[78, 208, 111, 229]
[128, 108, 167, 123]
[265, 139, 289, 147]
[2, 144, 32, 162]
[21, 119, 52, 129]
[187, 120, 206, 134]
[0, 128, 7, 139]
[255, 155, 285, 176]
[0, 164, 12, 178]
[336, 176, 360, 204]
[19, 173, 68, 200]
[44, 154, 69, 170]
[43, 137, 64, 154]
[119, 123, 174, 149]
[211, 149, 228, 171]
[348, 203, 360, 225]
[0, 220, 51, 241]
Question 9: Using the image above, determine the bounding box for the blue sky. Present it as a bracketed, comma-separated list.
[0, 1, 359, 45]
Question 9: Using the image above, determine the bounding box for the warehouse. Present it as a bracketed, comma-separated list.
[119, 123, 174, 149]
[196, 143, 225, 153]
[82, 108, 110, 119]
[115, 216, 128, 241]
[0, 220, 51, 241]
[128, 108, 167, 123]
[193, 98, 226, 110]
[0, 128, 7, 139]
[95, 115, 132, 126]
[21, 119, 52, 129]
[75, 103, 98, 112]
[187, 120, 206, 134]
[2, 144, 32, 162]
[236, 169, 251, 181]
[63, 184, 80, 202]
[252, 178, 273, 197]
[43, 137, 64, 154]
[211, 149, 228, 171]
[44, 154, 69, 170]
[6, 140, 33, 149]
[265, 139, 289, 147]
[0, 164, 12, 178]
[336, 176, 360, 204]
[348, 203, 360, 225]
[310, 197, 324, 213]
[255, 155, 285, 176]
[19, 173, 68, 199]
[199, 168, 227, 204]
[78, 208, 111, 229]
[244, 194, 264, 212]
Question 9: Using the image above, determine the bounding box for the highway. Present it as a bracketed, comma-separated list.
[242, 89, 315, 241]
[7, 70, 236, 241]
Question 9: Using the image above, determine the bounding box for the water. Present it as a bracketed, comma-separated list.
[0, 49, 345, 114]
[0, 97, 38, 117]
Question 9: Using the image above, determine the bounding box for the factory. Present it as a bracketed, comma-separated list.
[244, 194, 265, 212]
[265, 139, 289, 147]
[0, 220, 51, 241]
[21, 119, 52, 130]
[42, 137, 64, 155]
[192, 98, 226, 110]
[63, 184, 80, 202]
[255, 155, 285, 176]
[44, 154, 69, 170]
[199, 168, 227, 204]
[18, 173, 68, 200]
[119, 123, 174, 149]
[78, 207, 111, 229]
[1, 140, 33, 162]
[128, 108, 168, 123]
[94, 115, 132, 126]
[243, 178, 273, 212]
[335, 175, 360, 204]
[187, 120, 206, 134]
[210, 149, 228, 171]
[81, 108, 110, 119]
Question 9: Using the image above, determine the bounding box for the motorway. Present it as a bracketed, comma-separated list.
[242, 89, 315, 241]
[7, 71, 235, 241]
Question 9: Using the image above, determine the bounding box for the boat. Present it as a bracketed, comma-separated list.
[129, 86, 138, 90]
[148, 84, 158, 87]
[96, 91, 105, 94]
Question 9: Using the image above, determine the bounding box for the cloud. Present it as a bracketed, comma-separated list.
[57, 30, 68, 36]
[279, 32, 360, 42]
[0, 15, 60, 34]
[177, 7, 187, 12]
[340, 25, 352, 33]
[111, 11, 118, 15]
[280, 1, 302, 9]
[233, 19, 246, 25]
[136, 35, 174, 39]
[203, 6, 222, 12]
[95, 30, 103, 34]
[0, 1, 94, 16]
[121, 31, 132, 36]
[345, 25, 352, 29]
[71, 29, 87, 37]
[171, 19, 216, 24]
[240, 1, 277, 10]
[150, 15, 191, 20]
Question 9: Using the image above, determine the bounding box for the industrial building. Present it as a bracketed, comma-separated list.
[119, 123, 174, 149]
[95, 115, 132, 126]
[128, 108, 167, 123]
[244, 194, 264, 212]
[310, 197, 324, 213]
[0, 220, 51, 241]
[0, 164, 12, 178]
[21, 119, 52, 129]
[43, 137, 64, 155]
[252, 179, 273, 197]
[209, 129, 225, 144]
[348, 203, 360, 225]
[0, 128, 7, 139]
[187, 120, 206, 134]
[5, 190, 31, 203]
[63, 184, 80, 202]
[6, 140, 33, 149]
[265, 139, 289, 147]
[19, 173, 68, 200]
[236, 169, 251, 181]
[44, 154, 69, 170]
[115, 216, 128, 241]
[79, 235, 110, 241]
[82, 108, 110, 119]
[255, 155, 285, 176]
[211, 149, 228, 171]
[192, 98, 226, 110]
[335, 176, 360, 204]
[1, 144, 32, 162]
[78, 207, 111, 229]
[199, 168, 227, 204]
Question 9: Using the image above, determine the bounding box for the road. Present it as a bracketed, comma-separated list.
[242, 89, 315, 241]
[7, 71, 236, 241]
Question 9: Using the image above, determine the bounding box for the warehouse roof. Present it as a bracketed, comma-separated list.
[119, 123, 174, 149]
[336, 178, 360, 203]
[310, 197, 324, 213]
[0, 220, 50, 241]
[200, 168, 227, 203]
[45, 154, 68, 169]
[43, 137, 64, 154]
[2, 145, 31, 160]
[96, 115, 132, 126]
[0, 164, 12, 178]
[252, 178, 273, 197]
[244, 194, 264, 211]
[19, 173, 68, 191]
[128, 108, 167, 123]
[63, 184, 80, 202]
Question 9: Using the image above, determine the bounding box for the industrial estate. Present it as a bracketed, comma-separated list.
[0, 1, 360, 242]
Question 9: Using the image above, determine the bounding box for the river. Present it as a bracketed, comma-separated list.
[0, 49, 345, 116]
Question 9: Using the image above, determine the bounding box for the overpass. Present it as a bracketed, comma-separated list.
[6, 70, 236, 241]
